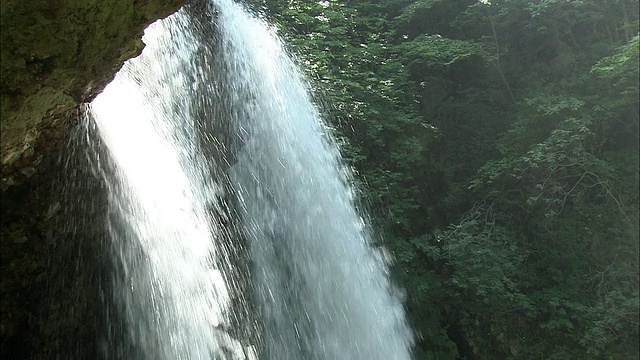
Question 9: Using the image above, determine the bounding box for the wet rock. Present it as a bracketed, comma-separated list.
[0, 0, 184, 190]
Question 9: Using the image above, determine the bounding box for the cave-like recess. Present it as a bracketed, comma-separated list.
[0, 1, 184, 358]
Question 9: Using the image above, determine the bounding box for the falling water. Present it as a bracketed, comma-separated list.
[90, 11, 253, 360]
[87, 0, 413, 359]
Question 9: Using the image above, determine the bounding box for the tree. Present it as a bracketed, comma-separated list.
[260, 0, 639, 357]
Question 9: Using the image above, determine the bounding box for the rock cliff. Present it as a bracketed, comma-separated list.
[0, 1, 182, 357]
[1, 0, 183, 190]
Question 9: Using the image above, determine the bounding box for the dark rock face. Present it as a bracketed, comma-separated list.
[1, 0, 183, 189]
[0, 1, 182, 357]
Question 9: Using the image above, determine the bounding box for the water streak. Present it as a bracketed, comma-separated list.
[213, 0, 413, 358]
[88, 1, 413, 358]
[91, 12, 252, 360]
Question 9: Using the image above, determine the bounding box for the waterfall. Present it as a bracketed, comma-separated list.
[90, 12, 253, 360]
[87, 0, 413, 359]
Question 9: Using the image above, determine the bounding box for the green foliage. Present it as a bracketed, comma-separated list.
[440, 221, 524, 301]
[399, 35, 483, 73]
[592, 33, 640, 98]
[261, 0, 639, 358]
[592, 33, 639, 74]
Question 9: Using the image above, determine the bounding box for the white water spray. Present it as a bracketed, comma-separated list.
[91, 13, 252, 360]
[88, 1, 413, 359]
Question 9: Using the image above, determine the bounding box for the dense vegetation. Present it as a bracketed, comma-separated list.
[258, 0, 639, 358]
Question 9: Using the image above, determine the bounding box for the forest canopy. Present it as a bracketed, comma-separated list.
[258, 0, 639, 358]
